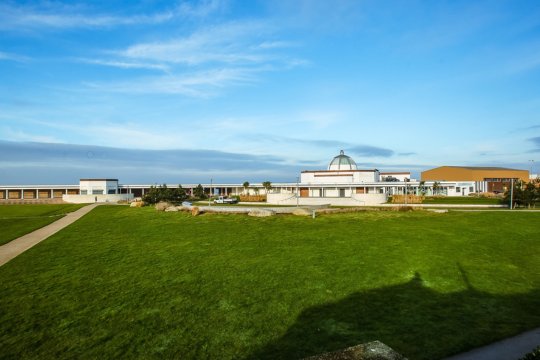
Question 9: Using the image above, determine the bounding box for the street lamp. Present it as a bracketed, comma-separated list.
[296, 176, 299, 207]
[208, 178, 213, 206]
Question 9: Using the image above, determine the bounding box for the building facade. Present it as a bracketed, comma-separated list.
[421, 166, 529, 193]
[0, 152, 530, 205]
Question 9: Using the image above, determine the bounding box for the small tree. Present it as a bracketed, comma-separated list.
[418, 180, 426, 196]
[262, 181, 272, 194]
[432, 181, 440, 196]
[142, 184, 187, 205]
[193, 184, 206, 200]
[242, 181, 250, 195]
[503, 180, 538, 208]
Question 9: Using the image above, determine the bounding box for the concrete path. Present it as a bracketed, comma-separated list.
[444, 327, 540, 360]
[0, 204, 98, 267]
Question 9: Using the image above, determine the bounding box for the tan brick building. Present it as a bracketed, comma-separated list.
[421, 166, 529, 193]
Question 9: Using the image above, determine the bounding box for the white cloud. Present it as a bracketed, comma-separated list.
[1, 127, 59, 143]
[0, 1, 225, 30]
[0, 51, 29, 62]
[82, 20, 304, 96]
[119, 21, 276, 65]
[78, 58, 170, 72]
[84, 67, 257, 96]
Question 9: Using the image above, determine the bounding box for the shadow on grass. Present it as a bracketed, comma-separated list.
[246, 271, 540, 360]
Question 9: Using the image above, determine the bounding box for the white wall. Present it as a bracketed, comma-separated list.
[300, 170, 379, 184]
[267, 193, 387, 206]
[63, 194, 133, 204]
[79, 180, 119, 195]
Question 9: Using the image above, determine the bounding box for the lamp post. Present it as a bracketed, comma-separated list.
[296, 176, 299, 207]
[208, 178, 213, 206]
[509, 178, 514, 210]
[404, 178, 409, 205]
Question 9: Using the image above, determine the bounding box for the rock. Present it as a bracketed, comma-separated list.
[165, 206, 179, 212]
[130, 201, 144, 208]
[155, 202, 172, 211]
[427, 209, 448, 213]
[292, 208, 311, 216]
[191, 207, 200, 216]
[248, 209, 275, 217]
[303, 340, 407, 360]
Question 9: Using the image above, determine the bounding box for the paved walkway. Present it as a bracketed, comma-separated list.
[0, 204, 98, 267]
[444, 327, 540, 360]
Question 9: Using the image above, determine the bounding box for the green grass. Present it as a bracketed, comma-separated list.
[1, 207, 539, 359]
[422, 196, 503, 205]
[0, 204, 87, 245]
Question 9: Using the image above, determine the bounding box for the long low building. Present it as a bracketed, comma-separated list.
[2, 151, 519, 206]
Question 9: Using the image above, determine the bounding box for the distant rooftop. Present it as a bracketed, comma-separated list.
[442, 166, 525, 171]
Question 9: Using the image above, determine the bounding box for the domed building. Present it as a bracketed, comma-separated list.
[300, 150, 380, 188]
[262, 150, 387, 204]
[328, 150, 357, 171]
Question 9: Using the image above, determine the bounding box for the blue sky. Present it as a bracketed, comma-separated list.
[1, 0, 539, 184]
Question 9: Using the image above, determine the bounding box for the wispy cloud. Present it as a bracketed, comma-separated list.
[529, 136, 540, 152]
[78, 58, 170, 72]
[0, 1, 224, 30]
[348, 145, 394, 157]
[117, 21, 278, 65]
[83, 20, 304, 96]
[84, 67, 257, 97]
[253, 134, 397, 158]
[0, 51, 29, 62]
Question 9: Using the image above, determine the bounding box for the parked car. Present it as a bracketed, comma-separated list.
[213, 196, 238, 204]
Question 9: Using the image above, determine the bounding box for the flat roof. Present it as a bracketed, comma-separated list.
[437, 166, 525, 171]
[79, 178, 119, 181]
[302, 169, 379, 173]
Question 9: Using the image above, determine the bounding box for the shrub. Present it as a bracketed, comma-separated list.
[143, 185, 187, 205]
[520, 346, 540, 360]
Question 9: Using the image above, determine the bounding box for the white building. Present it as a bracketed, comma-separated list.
[0, 151, 482, 205]
[63, 179, 134, 203]
[267, 151, 388, 206]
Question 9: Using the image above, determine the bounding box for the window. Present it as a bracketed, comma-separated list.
[108, 189, 116, 194]
[339, 188, 346, 197]
[92, 189, 104, 195]
[81, 190, 87, 195]
[469, 187, 474, 192]
[456, 187, 461, 193]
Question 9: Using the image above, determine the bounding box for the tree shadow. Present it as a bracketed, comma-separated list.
[246, 270, 540, 360]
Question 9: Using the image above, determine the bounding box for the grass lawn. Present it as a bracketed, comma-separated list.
[1, 207, 539, 359]
[0, 204, 87, 245]
[422, 196, 503, 205]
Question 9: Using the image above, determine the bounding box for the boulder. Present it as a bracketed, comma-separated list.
[130, 201, 144, 208]
[165, 206, 179, 212]
[303, 340, 407, 360]
[155, 202, 172, 211]
[191, 207, 201, 216]
[292, 208, 312, 216]
[248, 209, 275, 217]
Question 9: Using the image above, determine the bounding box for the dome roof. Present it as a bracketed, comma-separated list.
[328, 150, 357, 170]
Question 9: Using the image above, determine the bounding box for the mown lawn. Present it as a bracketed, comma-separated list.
[1, 207, 539, 359]
[422, 196, 503, 205]
[0, 204, 87, 245]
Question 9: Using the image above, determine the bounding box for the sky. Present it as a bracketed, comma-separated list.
[1, 0, 539, 185]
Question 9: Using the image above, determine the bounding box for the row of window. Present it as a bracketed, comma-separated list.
[80, 189, 117, 195]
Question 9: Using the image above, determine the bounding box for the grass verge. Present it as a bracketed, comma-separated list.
[0, 207, 539, 359]
[0, 204, 87, 245]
